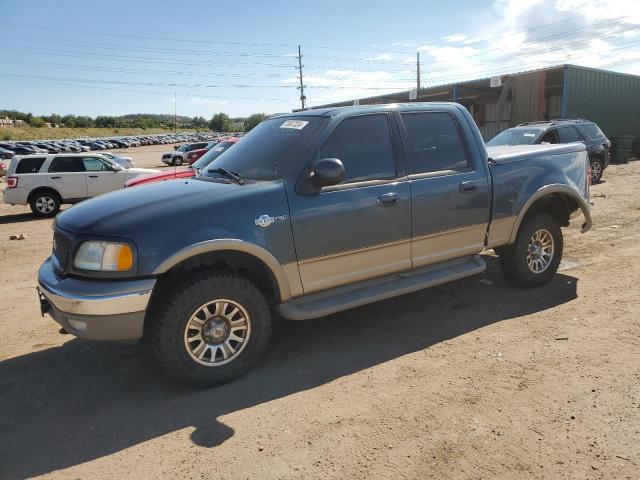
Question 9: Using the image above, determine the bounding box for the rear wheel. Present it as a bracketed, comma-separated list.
[151, 271, 271, 387]
[29, 190, 61, 218]
[589, 157, 603, 183]
[498, 213, 563, 287]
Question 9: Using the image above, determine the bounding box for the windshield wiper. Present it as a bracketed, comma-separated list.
[210, 167, 245, 185]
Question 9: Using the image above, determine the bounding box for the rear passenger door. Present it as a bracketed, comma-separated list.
[398, 111, 490, 268]
[47, 157, 88, 200]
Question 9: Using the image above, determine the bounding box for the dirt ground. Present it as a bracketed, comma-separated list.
[0, 146, 638, 479]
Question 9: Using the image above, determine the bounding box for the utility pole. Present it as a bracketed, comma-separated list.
[416, 52, 421, 91]
[174, 92, 177, 133]
[296, 45, 306, 110]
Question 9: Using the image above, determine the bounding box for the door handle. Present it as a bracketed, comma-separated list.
[378, 192, 400, 207]
[459, 181, 478, 193]
[50, 176, 61, 179]
[88, 175, 98, 178]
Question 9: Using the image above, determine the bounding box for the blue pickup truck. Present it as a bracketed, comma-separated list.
[37, 103, 592, 387]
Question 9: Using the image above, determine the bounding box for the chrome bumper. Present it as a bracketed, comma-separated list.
[38, 258, 156, 340]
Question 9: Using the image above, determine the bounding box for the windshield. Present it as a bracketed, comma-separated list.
[192, 141, 236, 170]
[200, 116, 326, 181]
[176, 144, 189, 152]
[487, 129, 542, 146]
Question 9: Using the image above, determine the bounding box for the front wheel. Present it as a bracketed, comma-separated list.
[498, 213, 563, 288]
[151, 271, 271, 387]
[173, 156, 183, 166]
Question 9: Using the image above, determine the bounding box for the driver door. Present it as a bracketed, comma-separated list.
[288, 113, 412, 294]
[83, 156, 124, 197]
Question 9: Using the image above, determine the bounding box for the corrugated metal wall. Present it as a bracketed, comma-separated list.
[565, 66, 640, 140]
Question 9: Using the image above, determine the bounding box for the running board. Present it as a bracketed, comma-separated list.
[278, 255, 486, 320]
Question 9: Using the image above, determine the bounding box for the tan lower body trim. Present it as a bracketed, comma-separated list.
[412, 224, 487, 268]
[486, 216, 518, 248]
[298, 240, 412, 294]
[282, 262, 304, 299]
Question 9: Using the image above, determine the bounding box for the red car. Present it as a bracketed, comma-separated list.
[185, 141, 221, 164]
[125, 138, 239, 188]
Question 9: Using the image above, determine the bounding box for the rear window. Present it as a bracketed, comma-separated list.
[49, 156, 86, 172]
[15, 157, 46, 174]
[575, 123, 606, 140]
[487, 128, 542, 146]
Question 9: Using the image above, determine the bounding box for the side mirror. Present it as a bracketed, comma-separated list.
[173, 145, 179, 150]
[310, 158, 345, 189]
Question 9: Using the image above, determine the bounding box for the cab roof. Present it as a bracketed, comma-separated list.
[272, 102, 464, 119]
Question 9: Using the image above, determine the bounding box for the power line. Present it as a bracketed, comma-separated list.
[3, 18, 630, 67]
[2, 74, 295, 102]
[1, 72, 413, 91]
[0, 13, 602, 55]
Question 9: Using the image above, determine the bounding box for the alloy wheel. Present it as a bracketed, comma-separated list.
[526, 228, 555, 273]
[183, 299, 251, 366]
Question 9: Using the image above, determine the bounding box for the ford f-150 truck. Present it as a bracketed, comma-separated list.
[37, 103, 592, 387]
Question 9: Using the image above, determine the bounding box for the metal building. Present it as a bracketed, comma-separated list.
[307, 64, 640, 144]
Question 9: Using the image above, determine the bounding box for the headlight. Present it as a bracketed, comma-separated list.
[73, 241, 134, 272]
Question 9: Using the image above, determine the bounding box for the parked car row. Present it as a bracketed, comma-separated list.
[0, 131, 231, 158]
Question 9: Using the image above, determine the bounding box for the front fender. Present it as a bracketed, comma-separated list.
[151, 238, 302, 301]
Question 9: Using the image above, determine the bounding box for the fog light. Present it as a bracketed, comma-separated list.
[67, 318, 87, 332]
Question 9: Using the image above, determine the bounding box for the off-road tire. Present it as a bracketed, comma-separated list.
[499, 213, 563, 288]
[29, 190, 61, 218]
[151, 271, 271, 388]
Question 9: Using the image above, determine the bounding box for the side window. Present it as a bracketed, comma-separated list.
[319, 114, 396, 184]
[15, 157, 46, 174]
[576, 123, 605, 140]
[400, 112, 471, 174]
[82, 157, 109, 171]
[557, 127, 582, 143]
[539, 130, 558, 144]
[49, 157, 86, 173]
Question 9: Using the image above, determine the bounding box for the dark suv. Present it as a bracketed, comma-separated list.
[487, 119, 610, 183]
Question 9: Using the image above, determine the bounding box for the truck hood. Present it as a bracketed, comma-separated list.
[56, 178, 244, 234]
[55, 178, 293, 276]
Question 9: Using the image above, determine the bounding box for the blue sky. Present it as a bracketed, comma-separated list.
[1, 0, 639, 118]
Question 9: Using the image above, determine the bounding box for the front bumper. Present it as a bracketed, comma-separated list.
[38, 258, 156, 341]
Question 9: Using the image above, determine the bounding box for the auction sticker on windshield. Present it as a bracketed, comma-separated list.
[280, 120, 308, 130]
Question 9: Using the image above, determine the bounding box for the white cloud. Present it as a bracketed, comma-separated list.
[303, 0, 640, 107]
[445, 33, 467, 42]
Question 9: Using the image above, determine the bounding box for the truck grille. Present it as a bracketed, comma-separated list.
[52, 227, 74, 272]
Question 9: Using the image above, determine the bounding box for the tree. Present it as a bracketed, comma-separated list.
[30, 117, 46, 128]
[244, 113, 267, 132]
[209, 113, 233, 132]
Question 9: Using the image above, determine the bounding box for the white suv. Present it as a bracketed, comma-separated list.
[3, 154, 159, 217]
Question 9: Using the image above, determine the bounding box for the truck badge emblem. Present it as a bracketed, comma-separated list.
[255, 214, 288, 228]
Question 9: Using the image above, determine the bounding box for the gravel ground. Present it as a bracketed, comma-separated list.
[0, 146, 638, 479]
